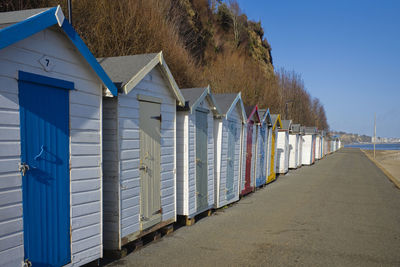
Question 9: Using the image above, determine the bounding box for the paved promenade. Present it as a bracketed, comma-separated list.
[106, 148, 400, 266]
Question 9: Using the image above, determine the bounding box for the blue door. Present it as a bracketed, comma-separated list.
[18, 72, 72, 267]
[226, 120, 237, 201]
[256, 125, 265, 187]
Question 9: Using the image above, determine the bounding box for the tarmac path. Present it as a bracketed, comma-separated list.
[105, 148, 400, 266]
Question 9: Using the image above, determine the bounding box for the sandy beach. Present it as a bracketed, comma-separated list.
[363, 149, 400, 186]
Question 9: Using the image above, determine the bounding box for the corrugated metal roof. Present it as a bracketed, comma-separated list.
[0, 8, 50, 29]
[213, 93, 238, 115]
[98, 53, 159, 88]
[180, 87, 207, 109]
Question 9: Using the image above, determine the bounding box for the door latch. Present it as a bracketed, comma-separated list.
[18, 163, 30, 176]
[139, 164, 148, 172]
[151, 115, 162, 122]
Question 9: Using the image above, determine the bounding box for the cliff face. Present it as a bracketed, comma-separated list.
[173, 0, 274, 74]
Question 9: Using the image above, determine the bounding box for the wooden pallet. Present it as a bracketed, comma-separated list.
[103, 223, 174, 260]
[178, 209, 212, 226]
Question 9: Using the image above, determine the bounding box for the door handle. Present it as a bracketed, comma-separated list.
[18, 163, 29, 176]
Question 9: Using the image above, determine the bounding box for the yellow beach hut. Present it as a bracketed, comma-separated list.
[267, 114, 282, 183]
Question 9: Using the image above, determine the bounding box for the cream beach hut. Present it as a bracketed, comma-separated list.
[99, 53, 185, 251]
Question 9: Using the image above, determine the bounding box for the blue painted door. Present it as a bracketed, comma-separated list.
[256, 125, 266, 187]
[226, 120, 237, 201]
[19, 73, 71, 266]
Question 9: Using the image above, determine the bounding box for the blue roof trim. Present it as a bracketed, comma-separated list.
[61, 20, 118, 96]
[19, 71, 75, 90]
[0, 6, 118, 96]
[0, 7, 58, 50]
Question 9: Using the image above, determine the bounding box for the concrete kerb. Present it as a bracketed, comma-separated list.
[362, 149, 400, 190]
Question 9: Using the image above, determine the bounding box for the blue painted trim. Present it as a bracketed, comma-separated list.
[0, 6, 118, 96]
[19, 71, 74, 90]
[61, 20, 118, 96]
[0, 7, 58, 50]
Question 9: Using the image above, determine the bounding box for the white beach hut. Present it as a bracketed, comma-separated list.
[302, 127, 317, 165]
[315, 132, 322, 160]
[99, 53, 185, 251]
[297, 126, 304, 167]
[0, 7, 119, 267]
[288, 124, 301, 169]
[277, 120, 292, 174]
[213, 93, 246, 208]
[176, 86, 221, 223]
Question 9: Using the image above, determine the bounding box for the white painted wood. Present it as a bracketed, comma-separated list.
[0, 26, 105, 266]
[102, 66, 177, 249]
[302, 135, 314, 165]
[288, 134, 298, 169]
[214, 104, 242, 208]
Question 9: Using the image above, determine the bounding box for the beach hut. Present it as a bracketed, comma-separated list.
[267, 114, 283, 183]
[99, 53, 185, 251]
[277, 120, 292, 174]
[315, 132, 322, 160]
[289, 124, 301, 169]
[302, 127, 317, 165]
[0, 7, 119, 266]
[213, 93, 246, 208]
[257, 109, 272, 187]
[176, 86, 221, 222]
[241, 105, 260, 195]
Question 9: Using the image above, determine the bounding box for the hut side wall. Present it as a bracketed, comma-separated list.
[116, 67, 176, 239]
[266, 127, 272, 178]
[297, 135, 303, 167]
[0, 28, 104, 266]
[102, 97, 120, 250]
[302, 135, 313, 165]
[240, 125, 247, 192]
[216, 104, 242, 208]
[276, 131, 289, 174]
[288, 134, 298, 169]
[176, 112, 189, 215]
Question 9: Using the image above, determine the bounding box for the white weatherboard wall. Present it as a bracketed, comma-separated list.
[214, 105, 243, 208]
[276, 131, 289, 174]
[297, 135, 303, 167]
[176, 101, 214, 217]
[288, 134, 298, 169]
[315, 136, 321, 160]
[0, 28, 104, 266]
[102, 67, 176, 250]
[239, 125, 247, 194]
[273, 128, 279, 174]
[266, 127, 272, 178]
[302, 135, 313, 165]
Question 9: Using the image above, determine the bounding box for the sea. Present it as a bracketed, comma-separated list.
[345, 143, 400, 150]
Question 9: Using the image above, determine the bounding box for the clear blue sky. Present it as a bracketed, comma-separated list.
[237, 0, 400, 138]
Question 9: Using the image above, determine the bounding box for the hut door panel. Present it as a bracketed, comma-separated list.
[226, 121, 237, 201]
[19, 78, 71, 266]
[243, 122, 253, 193]
[195, 110, 208, 211]
[139, 100, 162, 230]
